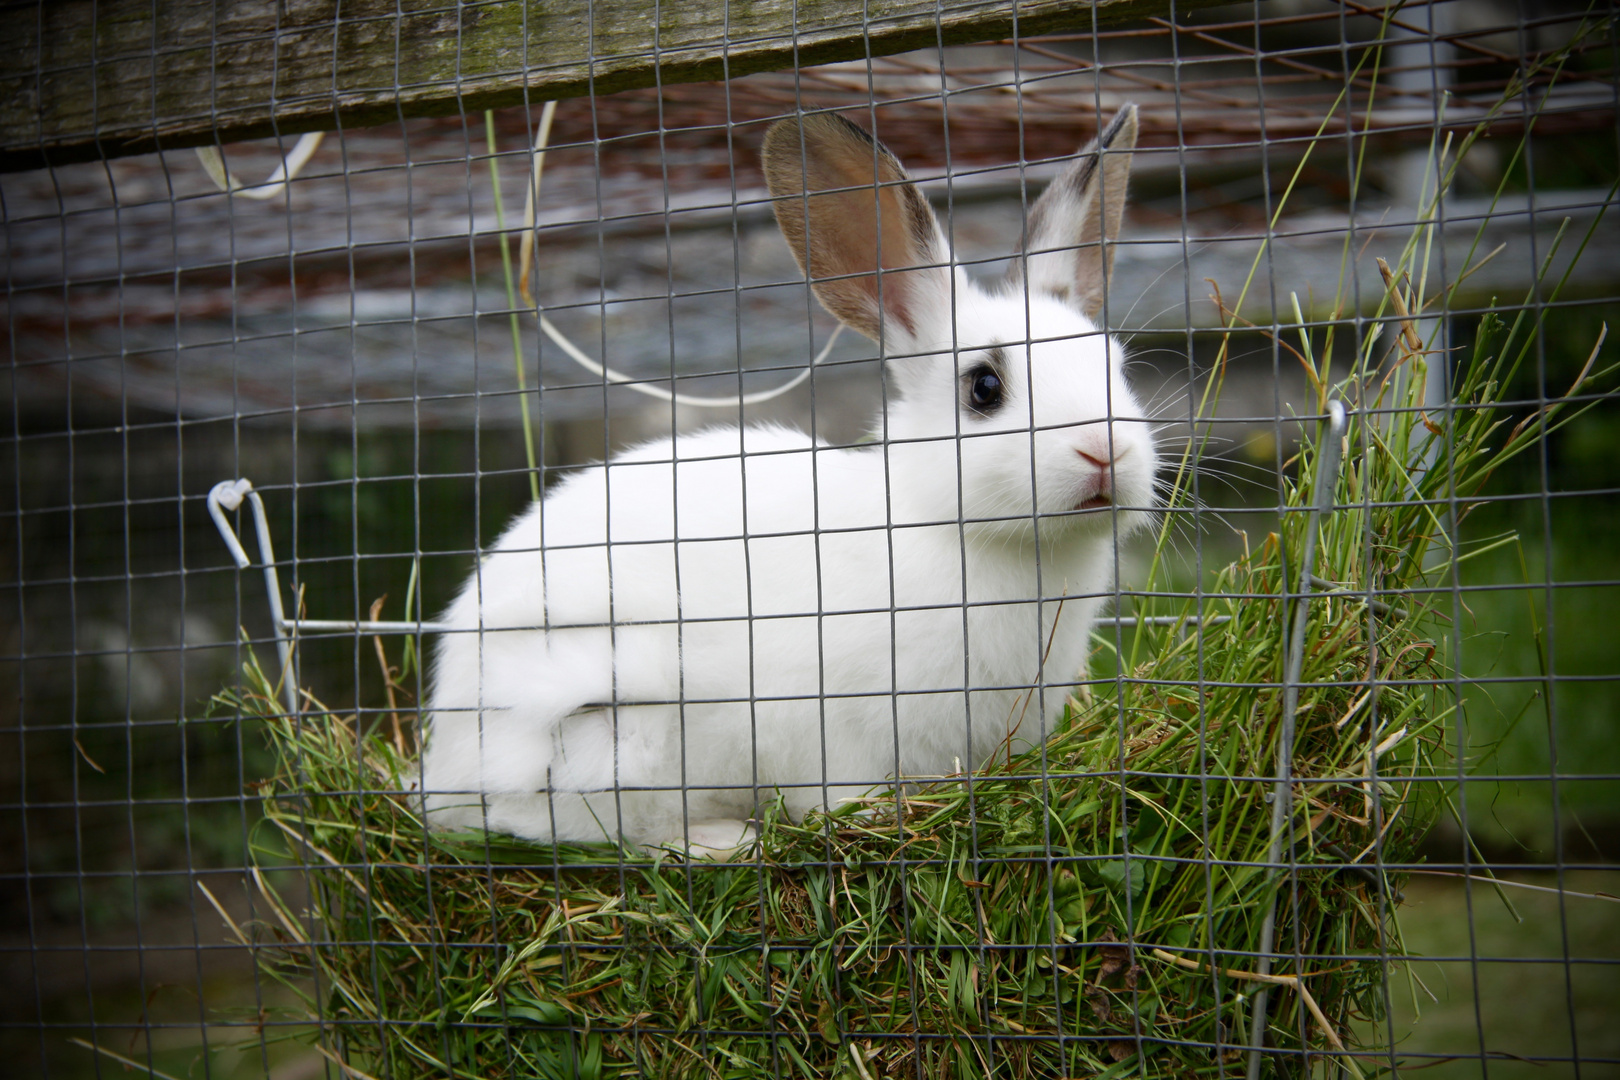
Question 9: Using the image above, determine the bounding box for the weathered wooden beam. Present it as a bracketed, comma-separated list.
[1, 0, 1225, 173]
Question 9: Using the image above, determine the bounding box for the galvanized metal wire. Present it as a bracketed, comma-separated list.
[2, 2, 1617, 1077]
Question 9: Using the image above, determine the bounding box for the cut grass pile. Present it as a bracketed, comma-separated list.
[223, 284, 1612, 1077]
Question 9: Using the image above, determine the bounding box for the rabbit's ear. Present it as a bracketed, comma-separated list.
[1007, 105, 1138, 322]
[763, 114, 952, 343]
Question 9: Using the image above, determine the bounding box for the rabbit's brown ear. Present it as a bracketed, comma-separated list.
[763, 114, 951, 344]
[1006, 105, 1137, 322]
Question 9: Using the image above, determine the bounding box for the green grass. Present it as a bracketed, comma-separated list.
[1364, 872, 1620, 1079]
[31, 873, 1617, 1080]
[1443, 302, 1620, 851]
[1454, 502, 1620, 851]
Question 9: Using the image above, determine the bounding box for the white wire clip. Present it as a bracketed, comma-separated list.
[208, 479, 297, 713]
[209, 478, 450, 714]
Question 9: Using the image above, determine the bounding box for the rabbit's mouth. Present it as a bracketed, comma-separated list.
[1075, 494, 1113, 512]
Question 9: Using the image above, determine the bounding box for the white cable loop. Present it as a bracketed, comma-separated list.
[516, 101, 838, 408]
[195, 132, 325, 200]
[194, 112, 833, 407]
[535, 311, 840, 407]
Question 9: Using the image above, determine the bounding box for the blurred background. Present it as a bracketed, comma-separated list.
[3, 0, 1617, 1075]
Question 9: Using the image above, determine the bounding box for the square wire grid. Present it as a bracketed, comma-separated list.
[2, 1, 1618, 1077]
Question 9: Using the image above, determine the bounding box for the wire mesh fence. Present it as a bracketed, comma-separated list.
[3, 0, 1618, 1077]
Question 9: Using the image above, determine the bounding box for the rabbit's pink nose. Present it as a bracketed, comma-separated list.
[1073, 446, 1122, 510]
[1076, 443, 1129, 479]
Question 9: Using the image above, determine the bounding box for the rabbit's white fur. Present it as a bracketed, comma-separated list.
[422, 107, 1157, 853]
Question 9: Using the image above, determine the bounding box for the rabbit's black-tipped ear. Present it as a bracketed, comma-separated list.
[1007, 104, 1138, 322]
[763, 113, 951, 343]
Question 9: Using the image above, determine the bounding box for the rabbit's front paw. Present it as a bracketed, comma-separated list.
[645, 818, 758, 861]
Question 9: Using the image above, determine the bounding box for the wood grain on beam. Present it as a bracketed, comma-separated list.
[1, 0, 1221, 172]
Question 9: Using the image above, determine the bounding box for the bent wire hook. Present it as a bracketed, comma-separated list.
[208, 477, 448, 715]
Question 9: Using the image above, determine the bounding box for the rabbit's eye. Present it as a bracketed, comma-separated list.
[966, 365, 1005, 413]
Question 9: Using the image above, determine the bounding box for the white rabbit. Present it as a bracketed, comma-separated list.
[421, 106, 1157, 855]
